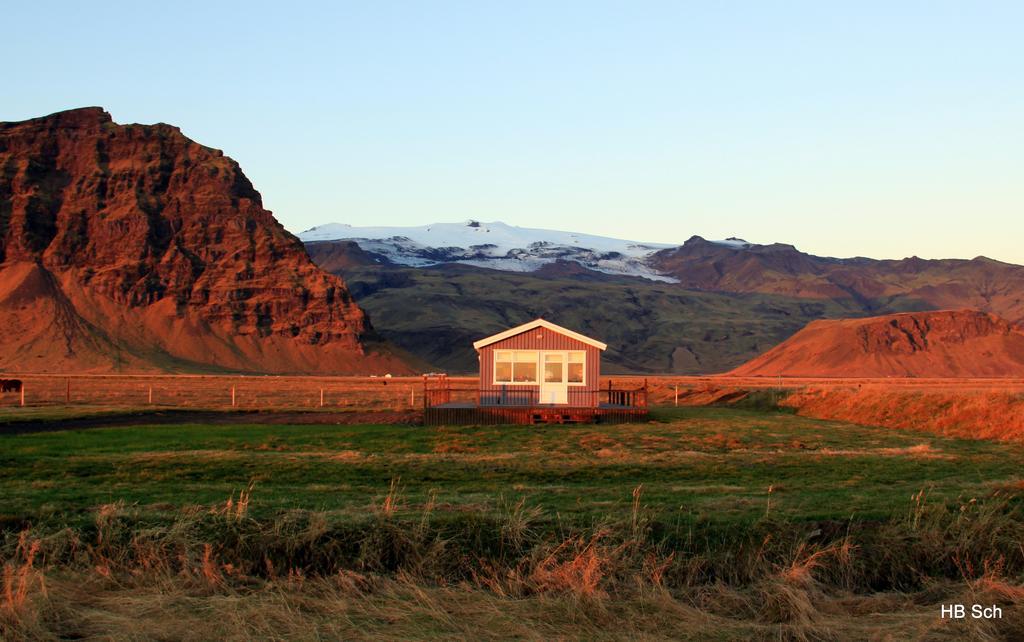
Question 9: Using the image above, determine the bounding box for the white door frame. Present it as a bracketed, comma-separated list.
[539, 351, 569, 404]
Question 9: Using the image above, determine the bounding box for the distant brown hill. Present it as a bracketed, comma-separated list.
[730, 310, 1024, 378]
[650, 237, 1024, 324]
[0, 107, 412, 374]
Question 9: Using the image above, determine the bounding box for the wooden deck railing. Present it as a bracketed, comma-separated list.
[422, 376, 648, 410]
[605, 387, 647, 409]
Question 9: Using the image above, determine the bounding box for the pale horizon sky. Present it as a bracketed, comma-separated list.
[4, 1, 1023, 263]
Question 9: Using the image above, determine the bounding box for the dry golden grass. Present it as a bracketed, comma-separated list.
[213, 480, 255, 522]
[3, 487, 1024, 641]
[6, 550, 1021, 640]
[814, 443, 955, 459]
[2, 533, 45, 617]
[380, 477, 402, 516]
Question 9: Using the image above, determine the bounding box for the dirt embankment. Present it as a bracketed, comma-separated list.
[653, 379, 1024, 443]
[778, 387, 1024, 442]
[707, 309, 1024, 439]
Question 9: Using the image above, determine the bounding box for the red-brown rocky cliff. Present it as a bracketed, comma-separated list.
[0, 107, 411, 373]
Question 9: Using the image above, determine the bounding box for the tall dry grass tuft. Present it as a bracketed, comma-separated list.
[200, 543, 223, 587]
[779, 539, 857, 588]
[498, 496, 542, 553]
[2, 532, 46, 614]
[215, 480, 256, 521]
[89, 501, 129, 579]
[417, 488, 438, 534]
[529, 533, 617, 598]
[380, 476, 402, 516]
[642, 551, 675, 587]
[751, 540, 844, 632]
[961, 556, 1024, 605]
[630, 483, 644, 540]
[755, 579, 818, 628]
[909, 487, 929, 529]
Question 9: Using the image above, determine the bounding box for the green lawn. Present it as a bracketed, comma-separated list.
[2, 407, 1021, 528]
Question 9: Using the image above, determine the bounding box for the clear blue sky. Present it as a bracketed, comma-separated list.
[5, 1, 1023, 262]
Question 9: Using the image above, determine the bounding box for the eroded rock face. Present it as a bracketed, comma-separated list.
[855, 310, 1019, 354]
[731, 310, 1024, 378]
[0, 107, 409, 373]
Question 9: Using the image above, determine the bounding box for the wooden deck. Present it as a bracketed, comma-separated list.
[422, 376, 649, 425]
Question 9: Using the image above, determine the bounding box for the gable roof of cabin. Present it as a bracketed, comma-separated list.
[472, 318, 608, 351]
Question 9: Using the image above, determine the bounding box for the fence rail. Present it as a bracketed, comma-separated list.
[0, 374, 649, 419]
[0, 374, 429, 412]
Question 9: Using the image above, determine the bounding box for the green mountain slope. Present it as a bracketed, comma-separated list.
[328, 263, 934, 373]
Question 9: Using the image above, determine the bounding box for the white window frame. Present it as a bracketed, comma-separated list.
[492, 350, 587, 386]
[566, 351, 586, 386]
[493, 350, 539, 385]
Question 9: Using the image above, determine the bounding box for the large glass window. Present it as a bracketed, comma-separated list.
[544, 353, 564, 383]
[513, 360, 537, 382]
[495, 351, 513, 383]
[568, 352, 585, 383]
[495, 351, 538, 383]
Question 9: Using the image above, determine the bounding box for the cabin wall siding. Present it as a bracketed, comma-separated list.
[478, 328, 601, 406]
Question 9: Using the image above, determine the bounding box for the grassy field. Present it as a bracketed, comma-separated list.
[3, 407, 1024, 639]
[2, 407, 1022, 526]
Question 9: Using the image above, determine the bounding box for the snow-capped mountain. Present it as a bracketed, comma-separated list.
[299, 220, 749, 282]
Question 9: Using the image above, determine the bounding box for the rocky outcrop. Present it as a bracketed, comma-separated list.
[304, 240, 391, 274]
[0, 107, 411, 373]
[730, 310, 1024, 378]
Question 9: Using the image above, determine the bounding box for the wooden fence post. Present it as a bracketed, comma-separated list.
[410, 388, 415, 407]
[20, 384, 25, 407]
[674, 385, 678, 407]
[320, 388, 324, 408]
[231, 386, 236, 407]
[149, 386, 153, 404]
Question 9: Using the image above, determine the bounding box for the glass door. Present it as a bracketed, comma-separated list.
[540, 353, 568, 404]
